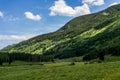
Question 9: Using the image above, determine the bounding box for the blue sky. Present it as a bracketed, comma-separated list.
[0, 0, 120, 49]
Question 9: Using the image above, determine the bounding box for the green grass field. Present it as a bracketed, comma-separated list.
[0, 56, 120, 80]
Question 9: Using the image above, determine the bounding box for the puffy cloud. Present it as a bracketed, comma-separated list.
[0, 11, 3, 17]
[49, 0, 91, 17]
[109, 2, 119, 6]
[24, 11, 41, 21]
[82, 0, 104, 6]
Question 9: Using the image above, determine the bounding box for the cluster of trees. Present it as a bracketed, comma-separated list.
[0, 52, 12, 65]
[94, 18, 116, 29]
[0, 52, 54, 65]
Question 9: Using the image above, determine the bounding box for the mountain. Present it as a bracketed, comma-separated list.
[1, 4, 120, 60]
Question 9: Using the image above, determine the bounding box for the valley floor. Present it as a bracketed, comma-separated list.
[0, 60, 120, 80]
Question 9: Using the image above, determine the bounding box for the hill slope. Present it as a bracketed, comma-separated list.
[1, 4, 120, 60]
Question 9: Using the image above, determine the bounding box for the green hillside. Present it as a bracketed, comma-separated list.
[1, 4, 120, 60]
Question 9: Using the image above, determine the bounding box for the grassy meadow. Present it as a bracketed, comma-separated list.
[0, 56, 120, 80]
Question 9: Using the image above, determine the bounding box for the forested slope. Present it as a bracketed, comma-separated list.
[1, 4, 120, 60]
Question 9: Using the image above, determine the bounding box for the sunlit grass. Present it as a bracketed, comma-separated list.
[0, 59, 120, 80]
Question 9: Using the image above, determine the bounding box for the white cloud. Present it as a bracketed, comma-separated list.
[3, 15, 19, 21]
[24, 12, 41, 21]
[82, 0, 104, 6]
[7, 15, 19, 21]
[0, 34, 35, 40]
[0, 40, 19, 49]
[0, 11, 3, 17]
[0, 12, 19, 21]
[92, 0, 104, 6]
[0, 34, 38, 49]
[109, 2, 119, 6]
[49, 0, 91, 17]
[82, 0, 94, 4]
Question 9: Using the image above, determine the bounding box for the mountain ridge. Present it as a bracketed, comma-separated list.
[1, 4, 120, 60]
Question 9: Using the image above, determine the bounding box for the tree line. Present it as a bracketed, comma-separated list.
[0, 52, 54, 65]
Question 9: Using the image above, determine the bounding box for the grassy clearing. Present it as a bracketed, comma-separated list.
[0, 59, 120, 80]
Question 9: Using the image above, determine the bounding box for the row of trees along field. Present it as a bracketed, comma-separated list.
[0, 43, 120, 65]
[0, 52, 54, 65]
